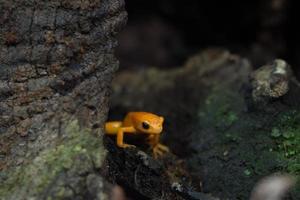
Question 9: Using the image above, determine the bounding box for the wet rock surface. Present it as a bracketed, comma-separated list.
[109, 49, 300, 199]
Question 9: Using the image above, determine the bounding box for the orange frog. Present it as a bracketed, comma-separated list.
[105, 112, 169, 158]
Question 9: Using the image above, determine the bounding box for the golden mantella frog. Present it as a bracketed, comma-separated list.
[105, 112, 169, 158]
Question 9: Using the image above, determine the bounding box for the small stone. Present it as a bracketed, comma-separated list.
[250, 59, 292, 102]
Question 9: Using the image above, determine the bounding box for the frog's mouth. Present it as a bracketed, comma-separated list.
[152, 126, 163, 134]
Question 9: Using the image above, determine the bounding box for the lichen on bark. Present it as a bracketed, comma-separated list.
[1, 119, 107, 200]
[0, 0, 126, 199]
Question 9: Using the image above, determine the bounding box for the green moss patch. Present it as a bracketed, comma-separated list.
[191, 83, 300, 199]
[0, 120, 106, 199]
[270, 110, 300, 175]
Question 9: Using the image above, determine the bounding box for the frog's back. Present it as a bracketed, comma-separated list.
[123, 112, 142, 127]
[123, 112, 161, 126]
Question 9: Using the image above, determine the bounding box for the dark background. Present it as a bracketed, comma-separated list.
[116, 0, 300, 76]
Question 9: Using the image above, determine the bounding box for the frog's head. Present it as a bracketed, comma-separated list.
[133, 112, 164, 134]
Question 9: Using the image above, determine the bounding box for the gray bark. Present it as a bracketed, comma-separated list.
[0, 0, 126, 199]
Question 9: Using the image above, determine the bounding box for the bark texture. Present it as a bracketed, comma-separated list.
[0, 0, 126, 199]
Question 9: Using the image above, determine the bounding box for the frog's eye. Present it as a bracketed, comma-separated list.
[142, 122, 150, 130]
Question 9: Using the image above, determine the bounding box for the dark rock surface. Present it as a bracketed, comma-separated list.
[109, 49, 300, 199]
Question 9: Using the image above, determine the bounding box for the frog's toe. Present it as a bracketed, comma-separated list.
[156, 144, 170, 152]
[152, 145, 168, 159]
[121, 144, 136, 148]
[153, 149, 163, 159]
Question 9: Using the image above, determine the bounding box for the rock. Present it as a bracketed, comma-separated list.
[250, 59, 292, 102]
[108, 49, 300, 199]
[250, 174, 296, 200]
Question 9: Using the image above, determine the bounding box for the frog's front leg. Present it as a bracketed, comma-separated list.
[147, 134, 169, 158]
[117, 127, 136, 148]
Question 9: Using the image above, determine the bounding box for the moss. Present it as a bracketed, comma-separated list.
[267, 110, 300, 198]
[192, 82, 300, 199]
[0, 120, 106, 199]
[224, 132, 241, 142]
[269, 110, 300, 200]
[199, 87, 241, 131]
[270, 110, 300, 175]
[243, 169, 252, 176]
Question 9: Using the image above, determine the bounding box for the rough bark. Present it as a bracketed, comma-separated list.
[0, 0, 126, 199]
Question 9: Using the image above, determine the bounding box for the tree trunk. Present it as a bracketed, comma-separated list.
[0, 0, 126, 199]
